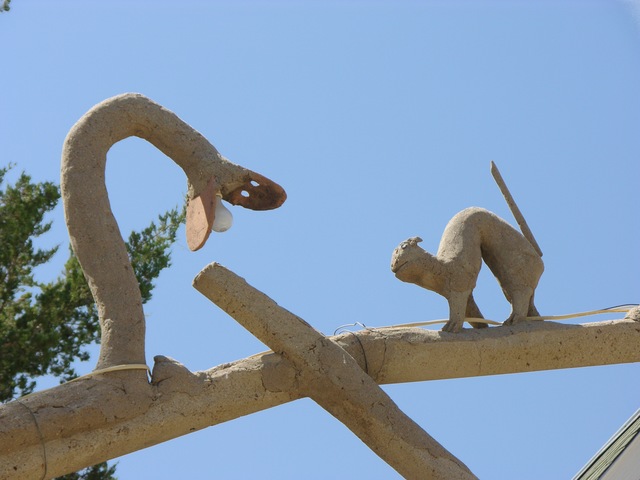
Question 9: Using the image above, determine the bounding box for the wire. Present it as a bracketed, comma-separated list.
[65, 364, 151, 383]
[333, 323, 370, 373]
[7, 363, 151, 478]
[334, 322, 369, 335]
[11, 364, 151, 404]
[15, 399, 47, 480]
[335, 305, 638, 332]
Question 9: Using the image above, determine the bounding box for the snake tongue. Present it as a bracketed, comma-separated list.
[186, 177, 216, 251]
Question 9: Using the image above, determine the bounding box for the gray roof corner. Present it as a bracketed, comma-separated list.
[574, 409, 640, 480]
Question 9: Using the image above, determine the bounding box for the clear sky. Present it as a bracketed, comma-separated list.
[2, 1, 640, 478]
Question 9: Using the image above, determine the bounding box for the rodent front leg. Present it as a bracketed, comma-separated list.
[443, 290, 472, 333]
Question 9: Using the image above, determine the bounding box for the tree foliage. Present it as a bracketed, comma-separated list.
[56, 463, 118, 480]
[1, 0, 11, 13]
[0, 166, 185, 479]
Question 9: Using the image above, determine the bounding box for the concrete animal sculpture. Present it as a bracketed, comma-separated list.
[61, 93, 287, 369]
[390, 207, 543, 333]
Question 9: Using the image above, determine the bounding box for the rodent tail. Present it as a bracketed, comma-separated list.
[490, 161, 543, 257]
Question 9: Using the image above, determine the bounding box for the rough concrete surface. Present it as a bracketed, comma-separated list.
[2, 94, 635, 479]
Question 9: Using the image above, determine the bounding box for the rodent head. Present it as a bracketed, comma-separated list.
[391, 236, 426, 282]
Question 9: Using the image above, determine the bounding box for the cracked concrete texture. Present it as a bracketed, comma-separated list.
[5, 94, 635, 479]
[193, 262, 476, 479]
[3, 317, 639, 478]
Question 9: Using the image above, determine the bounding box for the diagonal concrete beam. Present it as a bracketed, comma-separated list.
[193, 263, 477, 480]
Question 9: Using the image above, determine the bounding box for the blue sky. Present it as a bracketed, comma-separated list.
[2, 1, 639, 478]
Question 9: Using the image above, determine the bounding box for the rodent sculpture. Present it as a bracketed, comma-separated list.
[391, 207, 543, 333]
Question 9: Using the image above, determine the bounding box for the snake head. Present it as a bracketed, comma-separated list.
[186, 170, 286, 251]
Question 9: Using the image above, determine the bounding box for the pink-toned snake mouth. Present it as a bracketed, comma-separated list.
[186, 171, 287, 252]
[224, 171, 287, 211]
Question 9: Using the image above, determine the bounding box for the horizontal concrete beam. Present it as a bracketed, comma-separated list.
[2, 317, 638, 478]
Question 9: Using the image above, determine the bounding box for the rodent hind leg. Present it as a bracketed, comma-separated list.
[465, 292, 488, 329]
[503, 287, 534, 326]
[527, 292, 540, 317]
[443, 290, 472, 333]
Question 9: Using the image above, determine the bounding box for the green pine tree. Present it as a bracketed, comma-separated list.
[0, 165, 185, 479]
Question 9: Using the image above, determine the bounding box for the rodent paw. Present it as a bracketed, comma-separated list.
[503, 314, 526, 326]
[441, 320, 463, 333]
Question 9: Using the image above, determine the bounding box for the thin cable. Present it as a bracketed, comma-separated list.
[526, 306, 633, 322]
[342, 305, 638, 331]
[15, 399, 47, 480]
[65, 364, 151, 384]
[13, 364, 151, 403]
[333, 323, 370, 374]
[7, 363, 151, 476]
[334, 322, 369, 335]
